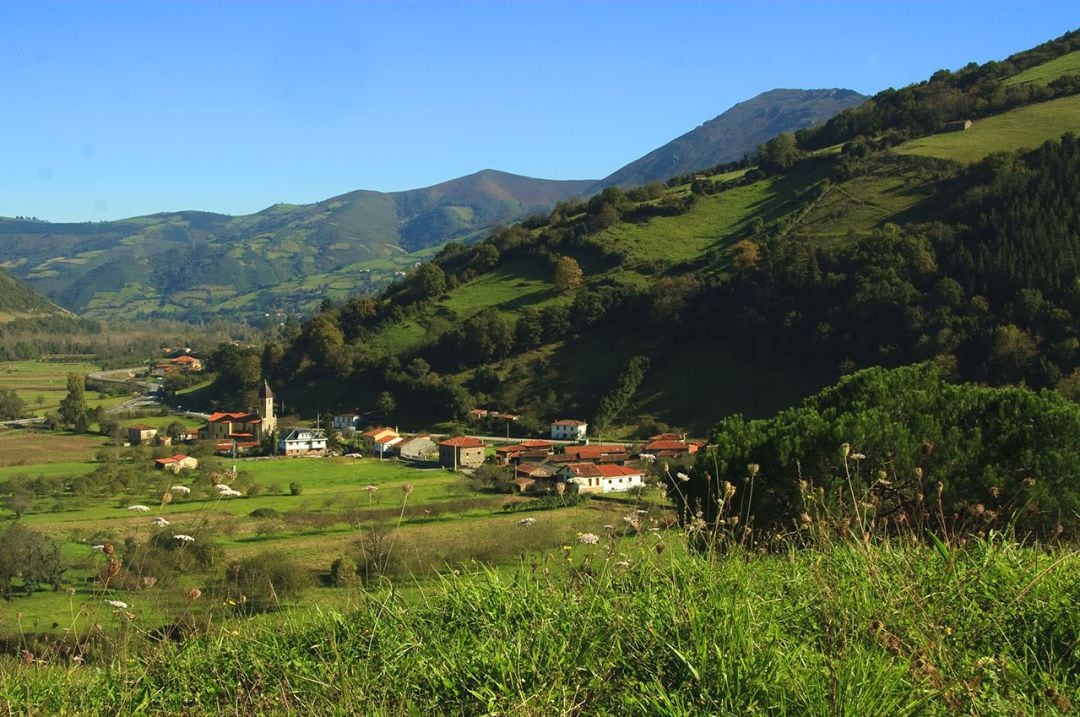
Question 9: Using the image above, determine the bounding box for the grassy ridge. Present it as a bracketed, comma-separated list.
[896, 94, 1080, 163]
[4, 536, 1077, 715]
[1004, 49, 1080, 86]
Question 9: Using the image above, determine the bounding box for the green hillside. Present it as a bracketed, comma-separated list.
[0, 267, 69, 322]
[262, 29, 1080, 435]
[0, 171, 594, 322]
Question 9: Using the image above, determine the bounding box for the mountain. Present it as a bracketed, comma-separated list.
[593, 88, 866, 190]
[0, 170, 595, 321]
[264, 30, 1080, 434]
[0, 266, 69, 321]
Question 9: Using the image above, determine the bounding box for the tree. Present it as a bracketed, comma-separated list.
[757, 132, 803, 174]
[57, 373, 89, 432]
[375, 391, 396, 416]
[409, 263, 447, 303]
[0, 523, 64, 598]
[553, 256, 583, 293]
[0, 388, 26, 420]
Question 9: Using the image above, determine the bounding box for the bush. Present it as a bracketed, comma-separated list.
[328, 555, 359, 587]
[289, 481, 303, 496]
[220, 551, 311, 613]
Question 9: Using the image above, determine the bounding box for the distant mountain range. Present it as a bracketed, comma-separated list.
[592, 88, 866, 190]
[0, 88, 865, 321]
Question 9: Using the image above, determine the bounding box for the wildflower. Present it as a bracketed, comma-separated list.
[65, 587, 76, 597]
[1022, 477, 1036, 489]
[127, 505, 150, 512]
[364, 485, 378, 493]
[635, 509, 648, 515]
[876, 470, 888, 482]
[172, 534, 195, 543]
[850, 453, 866, 461]
[722, 481, 736, 500]
[840, 443, 851, 459]
[161, 492, 173, 504]
[799, 480, 809, 495]
[517, 517, 536, 526]
[676, 472, 690, 482]
[106, 600, 128, 609]
[105, 560, 121, 578]
[577, 532, 600, 545]
[214, 483, 231, 491]
[747, 463, 760, 477]
[936, 482, 944, 496]
[800, 512, 813, 526]
[91, 544, 106, 552]
[602, 524, 614, 530]
[188, 587, 202, 601]
[151, 517, 170, 527]
[170, 485, 191, 495]
[914, 467, 924, 479]
[614, 561, 631, 568]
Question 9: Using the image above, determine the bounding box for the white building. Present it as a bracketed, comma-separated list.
[279, 428, 328, 456]
[332, 413, 363, 431]
[550, 419, 588, 441]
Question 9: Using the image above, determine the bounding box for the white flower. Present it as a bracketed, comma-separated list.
[517, 517, 536, 526]
[106, 600, 128, 609]
[214, 484, 231, 492]
[614, 561, 631, 568]
[127, 505, 151, 512]
[676, 472, 690, 482]
[219, 488, 242, 497]
[172, 534, 195, 542]
[602, 524, 614, 530]
[92, 544, 106, 552]
[851, 453, 866, 460]
[170, 485, 191, 495]
[151, 517, 170, 527]
[635, 509, 648, 515]
[577, 532, 600, 545]
[364, 485, 378, 493]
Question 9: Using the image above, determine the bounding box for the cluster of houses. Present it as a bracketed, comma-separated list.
[150, 348, 204, 378]
[144, 380, 704, 492]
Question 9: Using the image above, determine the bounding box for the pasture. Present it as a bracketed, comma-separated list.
[895, 94, 1080, 163]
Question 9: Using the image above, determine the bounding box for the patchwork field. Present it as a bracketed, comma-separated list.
[0, 360, 126, 416]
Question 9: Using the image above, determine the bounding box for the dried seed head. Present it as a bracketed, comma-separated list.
[105, 560, 121, 578]
[840, 443, 851, 459]
[102, 544, 115, 556]
[1022, 477, 1036, 489]
[936, 481, 944, 496]
[747, 463, 760, 477]
[990, 486, 1000, 498]
[914, 466, 924, 480]
[162, 492, 173, 504]
[402, 483, 414, 495]
[187, 587, 202, 601]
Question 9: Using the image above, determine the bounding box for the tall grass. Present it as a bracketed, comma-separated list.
[3, 520, 1076, 715]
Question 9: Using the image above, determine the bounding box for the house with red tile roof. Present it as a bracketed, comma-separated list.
[550, 419, 588, 441]
[641, 438, 700, 458]
[560, 463, 645, 494]
[198, 380, 276, 452]
[438, 436, 486, 470]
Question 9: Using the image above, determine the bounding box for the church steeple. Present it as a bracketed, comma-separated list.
[258, 380, 276, 435]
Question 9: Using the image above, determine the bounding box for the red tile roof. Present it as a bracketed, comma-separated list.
[649, 433, 682, 441]
[552, 419, 586, 426]
[208, 411, 256, 423]
[171, 355, 198, 363]
[563, 462, 603, 478]
[439, 436, 485, 448]
[595, 464, 644, 479]
[519, 440, 553, 448]
[643, 440, 693, 452]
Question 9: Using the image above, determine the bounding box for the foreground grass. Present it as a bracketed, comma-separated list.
[3, 535, 1076, 716]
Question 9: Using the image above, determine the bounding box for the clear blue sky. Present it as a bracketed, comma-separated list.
[4, 1, 1078, 222]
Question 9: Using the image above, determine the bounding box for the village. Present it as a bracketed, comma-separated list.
[136, 357, 705, 497]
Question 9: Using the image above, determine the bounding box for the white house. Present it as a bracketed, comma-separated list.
[550, 419, 588, 441]
[279, 428, 328, 456]
[560, 463, 644, 494]
[332, 413, 363, 431]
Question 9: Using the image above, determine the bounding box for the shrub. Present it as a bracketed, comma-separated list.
[220, 551, 311, 614]
[289, 481, 303, 496]
[328, 555, 359, 587]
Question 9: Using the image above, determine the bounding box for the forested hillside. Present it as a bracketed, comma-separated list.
[0, 268, 68, 320]
[227, 29, 1080, 432]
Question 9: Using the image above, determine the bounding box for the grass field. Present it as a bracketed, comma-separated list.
[0, 429, 106, 467]
[896, 94, 1080, 163]
[0, 360, 125, 416]
[1005, 49, 1080, 86]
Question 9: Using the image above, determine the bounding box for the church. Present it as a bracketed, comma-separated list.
[197, 380, 277, 452]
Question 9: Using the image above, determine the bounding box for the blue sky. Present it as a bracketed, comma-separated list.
[3, 1, 1078, 222]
